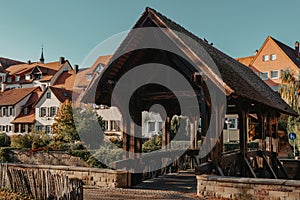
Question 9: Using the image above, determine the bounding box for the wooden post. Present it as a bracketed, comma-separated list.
[238, 109, 247, 177]
[122, 119, 129, 159]
[162, 116, 171, 150]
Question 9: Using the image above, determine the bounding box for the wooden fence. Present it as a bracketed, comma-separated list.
[0, 163, 83, 200]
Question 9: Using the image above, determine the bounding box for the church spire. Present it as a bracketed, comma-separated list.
[40, 46, 45, 64]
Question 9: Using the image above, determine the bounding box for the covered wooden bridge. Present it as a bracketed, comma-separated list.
[82, 7, 297, 180]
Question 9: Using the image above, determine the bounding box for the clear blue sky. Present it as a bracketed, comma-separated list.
[0, 0, 299, 68]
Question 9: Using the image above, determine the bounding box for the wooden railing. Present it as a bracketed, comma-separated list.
[0, 163, 83, 200]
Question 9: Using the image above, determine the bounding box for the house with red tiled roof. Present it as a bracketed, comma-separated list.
[34, 86, 72, 133]
[237, 36, 300, 91]
[3, 56, 73, 91]
[0, 87, 40, 134]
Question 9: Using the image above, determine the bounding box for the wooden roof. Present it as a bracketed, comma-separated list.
[83, 7, 297, 116]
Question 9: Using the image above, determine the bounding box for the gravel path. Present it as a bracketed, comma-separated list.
[83, 171, 203, 200]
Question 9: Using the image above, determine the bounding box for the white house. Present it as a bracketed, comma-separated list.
[96, 106, 122, 139]
[0, 87, 39, 135]
[35, 86, 72, 133]
[142, 111, 163, 138]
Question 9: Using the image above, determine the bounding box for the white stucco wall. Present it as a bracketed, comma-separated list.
[35, 88, 61, 127]
[142, 111, 163, 138]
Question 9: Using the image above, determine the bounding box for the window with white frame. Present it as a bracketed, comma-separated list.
[46, 92, 51, 99]
[110, 120, 120, 131]
[148, 121, 156, 133]
[225, 118, 238, 130]
[103, 120, 108, 131]
[46, 126, 51, 134]
[8, 106, 13, 116]
[7, 77, 12, 83]
[50, 107, 56, 117]
[263, 55, 269, 62]
[15, 75, 20, 82]
[158, 122, 163, 133]
[270, 70, 279, 79]
[2, 107, 6, 117]
[270, 54, 277, 61]
[25, 75, 31, 80]
[21, 124, 26, 133]
[40, 107, 47, 117]
[260, 72, 268, 80]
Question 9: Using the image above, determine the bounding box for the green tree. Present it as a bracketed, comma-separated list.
[73, 107, 105, 150]
[280, 69, 300, 152]
[52, 100, 79, 143]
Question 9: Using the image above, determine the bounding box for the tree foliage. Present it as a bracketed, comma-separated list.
[280, 69, 300, 151]
[52, 100, 79, 143]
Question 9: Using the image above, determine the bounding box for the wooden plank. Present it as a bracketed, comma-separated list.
[262, 153, 277, 179]
[244, 157, 257, 178]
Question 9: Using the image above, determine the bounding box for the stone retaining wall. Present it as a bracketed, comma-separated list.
[197, 175, 300, 200]
[4, 163, 130, 188]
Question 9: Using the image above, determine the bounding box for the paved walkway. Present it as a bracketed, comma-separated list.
[83, 171, 203, 200]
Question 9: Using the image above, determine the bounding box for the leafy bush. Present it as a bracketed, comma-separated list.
[142, 135, 162, 153]
[0, 148, 11, 162]
[10, 132, 51, 149]
[0, 133, 11, 147]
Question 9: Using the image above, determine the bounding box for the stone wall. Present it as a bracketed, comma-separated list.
[9, 150, 89, 167]
[197, 175, 300, 200]
[4, 163, 131, 188]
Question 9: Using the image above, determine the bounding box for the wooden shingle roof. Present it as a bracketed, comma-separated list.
[143, 7, 297, 116]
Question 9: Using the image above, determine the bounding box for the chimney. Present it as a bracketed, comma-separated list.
[27, 60, 31, 65]
[59, 57, 65, 64]
[254, 50, 259, 55]
[295, 41, 299, 57]
[74, 64, 79, 74]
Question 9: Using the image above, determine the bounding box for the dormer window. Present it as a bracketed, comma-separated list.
[15, 75, 20, 82]
[25, 75, 31, 80]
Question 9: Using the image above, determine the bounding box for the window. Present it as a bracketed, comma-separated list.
[46, 92, 51, 99]
[1, 126, 5, 132]
[86, 74, 92, 81]
[271, 54, 277, 61]
[25, 75, 31, 80]
[158, 122, 163, 133]
[7, 77, 12, 83]
[103, 120, 108, 131]
[110, 120, 120, 131]
[225, 118, 238, 130]
[24, 108, 29, 115]
[2, 107, 6, 117]
[50, 107, 56, 117]
[271, 85, 280, 92]
[263, 55, 269, 62]
[21, 124, 26, 133]
[270, 70, 279, 79]
[40, 107, 47, 117]
[260, 72, 268, 80]
[36, 126, 43, 131]
[46, 126, 51, 134]
[148, 121, 156, 133]
[15, 75, 20, 82]
[8, 126, 11, 132]
[8, 106, 13, 116]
